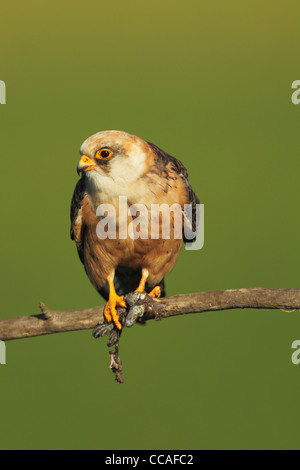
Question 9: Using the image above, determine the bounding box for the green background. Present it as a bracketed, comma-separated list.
[1, 0, 300, 450]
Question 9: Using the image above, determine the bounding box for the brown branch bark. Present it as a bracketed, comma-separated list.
[0, 287, 299, 342]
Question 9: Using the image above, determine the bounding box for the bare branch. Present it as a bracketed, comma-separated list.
[0, 287, 299, 342]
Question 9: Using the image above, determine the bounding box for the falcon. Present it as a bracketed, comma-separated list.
[71, 130, 199, 330]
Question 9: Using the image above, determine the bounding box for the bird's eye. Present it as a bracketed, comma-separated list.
[95, 148, 114, 161]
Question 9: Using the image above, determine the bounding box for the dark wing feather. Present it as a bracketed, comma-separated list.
[70, 176, 87, 264]
[147, 142, 200, 244]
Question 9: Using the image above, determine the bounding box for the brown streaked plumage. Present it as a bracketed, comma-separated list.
[71, 130, 199, 330]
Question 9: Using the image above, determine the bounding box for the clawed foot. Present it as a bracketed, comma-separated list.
[135, 285, 161, 299]
[148, 286, 161, 298]
[100, 285, 163, 332]
[104, 293, 126, 330]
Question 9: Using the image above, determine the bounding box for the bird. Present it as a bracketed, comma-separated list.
[71, 130, 199, 330]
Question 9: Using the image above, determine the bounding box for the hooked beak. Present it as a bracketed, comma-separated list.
[77, 155, 97, 175]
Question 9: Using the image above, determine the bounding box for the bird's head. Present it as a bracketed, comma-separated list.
[77, 130, 150, 185]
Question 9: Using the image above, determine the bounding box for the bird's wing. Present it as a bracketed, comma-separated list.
[70, 176, 87, 264]
[147, 142, 200, 244]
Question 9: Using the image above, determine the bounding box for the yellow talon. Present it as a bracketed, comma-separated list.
[148, 286, 161, 298]
[104, 279, 126, 330]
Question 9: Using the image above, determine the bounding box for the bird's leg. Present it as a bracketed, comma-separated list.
[135, 268, 149, 293]
[135, 269, 161, 299]
[104, 277, 126, 330]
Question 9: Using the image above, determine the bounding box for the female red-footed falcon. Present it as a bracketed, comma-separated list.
[71, 130, 199, 330]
